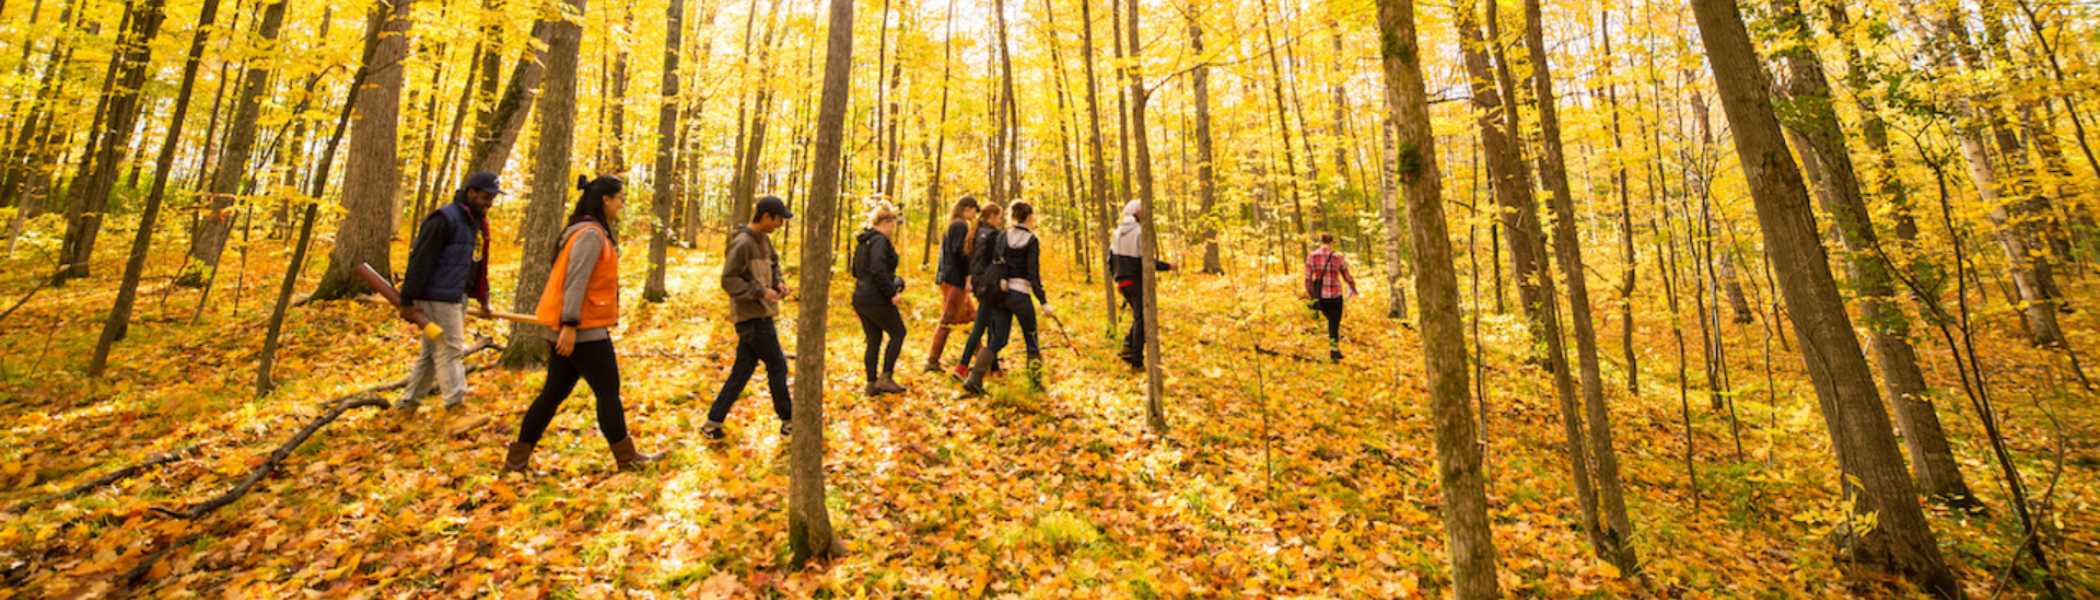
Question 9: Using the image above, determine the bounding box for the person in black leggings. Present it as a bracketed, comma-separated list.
[1302, 232, 1358, 361]
[505, 176, 663, 473]
[852, 202, 909, 395]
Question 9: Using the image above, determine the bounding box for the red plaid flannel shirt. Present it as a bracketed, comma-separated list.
[1304, 247, 1357, 299]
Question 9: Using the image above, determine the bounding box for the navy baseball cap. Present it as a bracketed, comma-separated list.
[755, 195, 793, 219]
[463, 171, 507, 195]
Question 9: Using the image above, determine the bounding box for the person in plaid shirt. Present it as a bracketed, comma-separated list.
[1303, 233, 1358, 361]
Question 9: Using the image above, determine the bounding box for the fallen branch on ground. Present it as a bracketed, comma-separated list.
[1198, 339, 1323, 364]
[117, 532, 201, 588]
[5, 443, 204, 515]
[152, 394, 389, 520]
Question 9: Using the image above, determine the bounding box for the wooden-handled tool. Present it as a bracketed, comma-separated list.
[356, 263, 442, 340]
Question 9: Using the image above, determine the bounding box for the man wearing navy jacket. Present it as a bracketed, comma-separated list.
[395, 171, 503, 415]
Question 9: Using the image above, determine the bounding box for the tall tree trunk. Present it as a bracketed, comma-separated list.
[1454, 0, 1549, 361]
[1373, 0, 1497, 594]
[606, 6, 630, 172]
[1773, 0, 1974, 506]
[1376, 118, 1409, 320]
[58, 0, 163, 283]
[787, 0, 852, 567]
[1523, 0, 1632, 571]
[497, 0, 587, 369]
[728, 0, 785, 226]
[1125, 0, 1165, 433]
[919, 0, 954, 268]
[1688, 0, 1960, 594]
[1923, 5, 2065, 345]
[256, 14, 379, 395]
[645, 0, 685, 302]
[1601, 7, 1637, 394]
[1256, 0, 1306, 247]
[88, 0, 222, 375]
[1189, 13, 1220, 275]
[310, 0, 417, 300]
[1080, 0, 1116, 333]
[470, 19, 552, 174]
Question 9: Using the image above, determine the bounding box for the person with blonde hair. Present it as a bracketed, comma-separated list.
[852, 201, 909, 395]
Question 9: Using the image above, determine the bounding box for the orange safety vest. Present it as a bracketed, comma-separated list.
[535, 223, 619, 329]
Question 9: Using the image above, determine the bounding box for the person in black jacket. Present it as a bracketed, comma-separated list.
[963, 201, 1053, 395]
[924, 196, 981, 373]
[852, 202, 909, 395]
[953, 202, 1005, 379]
[394, 171, 503, 417]
[1109, 199, 1172, 370]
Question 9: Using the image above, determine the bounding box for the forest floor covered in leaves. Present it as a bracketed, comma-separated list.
[0, 218, 2095, 598]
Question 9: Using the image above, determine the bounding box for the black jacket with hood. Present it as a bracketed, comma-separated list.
[851, 228, 904, 307]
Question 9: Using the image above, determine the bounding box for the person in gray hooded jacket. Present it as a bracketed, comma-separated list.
[962, 201, 1055, 395]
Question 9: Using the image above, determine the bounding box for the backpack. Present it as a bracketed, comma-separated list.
[970, 230, 1010, 304]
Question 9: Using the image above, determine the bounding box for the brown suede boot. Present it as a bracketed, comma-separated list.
[503, 441, 535, 473]
[609, 437, 662, 472]
[874, 374, 907, 394]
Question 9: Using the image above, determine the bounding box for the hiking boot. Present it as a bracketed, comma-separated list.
[700, 422, 727, 441]
[609, 437, 662, 472]
[502, 441, 535, 473]
[874, 375, 907, 395]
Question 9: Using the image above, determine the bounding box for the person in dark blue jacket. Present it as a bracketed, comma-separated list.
[852, 202, 909, 396]
[394, 171, 503, 416]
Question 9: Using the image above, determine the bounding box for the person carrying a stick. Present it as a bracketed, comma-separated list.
[505, 175, 663, 473]
[962, 201, 1053, 395]
[393, 171, 502, 418]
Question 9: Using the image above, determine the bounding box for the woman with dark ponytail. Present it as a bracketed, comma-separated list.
[503, 175, 664, 473]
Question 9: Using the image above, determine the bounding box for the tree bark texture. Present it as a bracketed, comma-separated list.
[311, 0, 417, 300]
[89, 0, 222, 375]
[1523, 0, 1633, 571]
[1688, 0, 1959, 595]
[645, 0, 685, 303]
[499, 0, 587, 369]
[787, 0, 852, 567]
[1771, 0, 1973, 505]
[1373, 0, 1498, 595]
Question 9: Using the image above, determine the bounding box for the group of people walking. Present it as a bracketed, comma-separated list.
[389, 171, 1361, 473]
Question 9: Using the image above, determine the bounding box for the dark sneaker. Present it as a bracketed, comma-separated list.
[779, 421, 792, 437]
[1329, 349, 1344, 361]
[700, 423, 727, 441]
